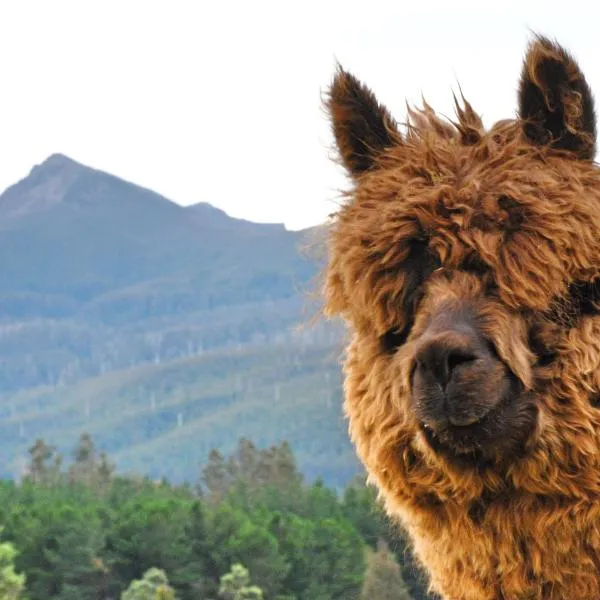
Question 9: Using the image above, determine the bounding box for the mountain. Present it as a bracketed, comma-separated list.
[0, 154, 320, 386]
[0, 154, 354, 485]
[0, 154, 314, 305]
[186, 201, 287, 233]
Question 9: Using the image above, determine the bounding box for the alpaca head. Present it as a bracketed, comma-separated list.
[324, 36, 600, 504]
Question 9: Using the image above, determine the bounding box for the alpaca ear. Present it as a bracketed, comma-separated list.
[326, 66, 400, 177]
[518, 36, 596, 159]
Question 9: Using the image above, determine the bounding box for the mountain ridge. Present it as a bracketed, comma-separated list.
[0, 153, 349, 486]
[0, 153, 294, 231]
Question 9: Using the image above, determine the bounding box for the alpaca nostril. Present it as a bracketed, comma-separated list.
[415, 342, 478, 389]
[447, 350, 477, 373]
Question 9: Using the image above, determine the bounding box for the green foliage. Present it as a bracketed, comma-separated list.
[206, 503, 288, 598]
[272, 512, 365, 600]
[0, 535, 25, 599]
[218, 564, 262, 600]
[121, 568, 176, 600]
[0, 435, 432, 600]
[3, 485, 109, 599]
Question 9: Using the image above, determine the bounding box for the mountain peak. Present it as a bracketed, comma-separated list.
[0, 155, 291, 236]
[27, 153, 88, 183]
[0, 154, 182, 221]
[0, 154, 91, 219]
[38, 153, 80, 168]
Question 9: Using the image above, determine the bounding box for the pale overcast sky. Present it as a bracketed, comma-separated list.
[0, 1, 598, 230]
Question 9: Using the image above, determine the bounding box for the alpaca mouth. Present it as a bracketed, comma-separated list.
[414, 386, 503, 457]
[417, 371, 530, 462]
[421, 417, 484, 433]
[419, 416, 488, 456]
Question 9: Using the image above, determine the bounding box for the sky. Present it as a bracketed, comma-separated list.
[0, 1, 599, 230]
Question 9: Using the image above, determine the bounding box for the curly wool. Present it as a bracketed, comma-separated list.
[324, 36, 600, 599]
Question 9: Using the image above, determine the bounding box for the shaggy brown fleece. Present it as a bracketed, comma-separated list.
[324, 36, 600, 599]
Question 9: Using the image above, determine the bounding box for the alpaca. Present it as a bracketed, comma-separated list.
[324, 36, 600, 599]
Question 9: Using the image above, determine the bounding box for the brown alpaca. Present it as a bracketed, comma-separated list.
[324, 36, 600, 599]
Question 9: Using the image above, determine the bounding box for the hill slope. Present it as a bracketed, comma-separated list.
[0, 154, 355, 485]
[0, 154, 319, 390]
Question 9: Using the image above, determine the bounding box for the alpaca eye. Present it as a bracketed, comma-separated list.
[589, 393, 600, 409]
[547, 279, 600, 328]
[379, 241, 435, 355]
[531, 344, 556, 367]
[566, 279, 600, 317]
[381, 324, 411, 354]
[497, 195, 525, 231]
[460, 254, 488, 276]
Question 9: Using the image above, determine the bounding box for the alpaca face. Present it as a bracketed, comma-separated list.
[410, 292, 529, 461]
[325, 37, 600, 486]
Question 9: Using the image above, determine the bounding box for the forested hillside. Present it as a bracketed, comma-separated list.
[0, 153, 318, 391]
[0, 154, 358, 486]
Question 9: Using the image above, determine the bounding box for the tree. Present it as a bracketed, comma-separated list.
[342, 479, 432, 599]
[69, 433, 114, 490]
[342, 478, 387, 548]
[180, 501, 215, 598]
[96, 452, 116, 488]
[121, 567, 176, 600]
[24, 439, 62, 486]
[69, 433, 97, 486]
[218, 564, 262, 600]
[43, 506, 111, 600]
[201, 440, 304, 514]
[0, 537, 25, 599]
[201, 450, 232, 503]
[272, 513, 364, 600]
[360, 540, 412, 600]
[207, 503, 288, 598]
[107, 490, 205, 598]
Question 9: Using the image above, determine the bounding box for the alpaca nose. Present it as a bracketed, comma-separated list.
[414, 334, 478, 390]
[412, 317, 507, 432]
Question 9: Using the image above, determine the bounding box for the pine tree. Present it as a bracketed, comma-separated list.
[360, 540, 412, 600]
[25, 438, 62, 486]
[96, 452, 116, 488]
[201, 450, 232, 503]
[69, 433, 97, 486]
[69, 433, 115, 491]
